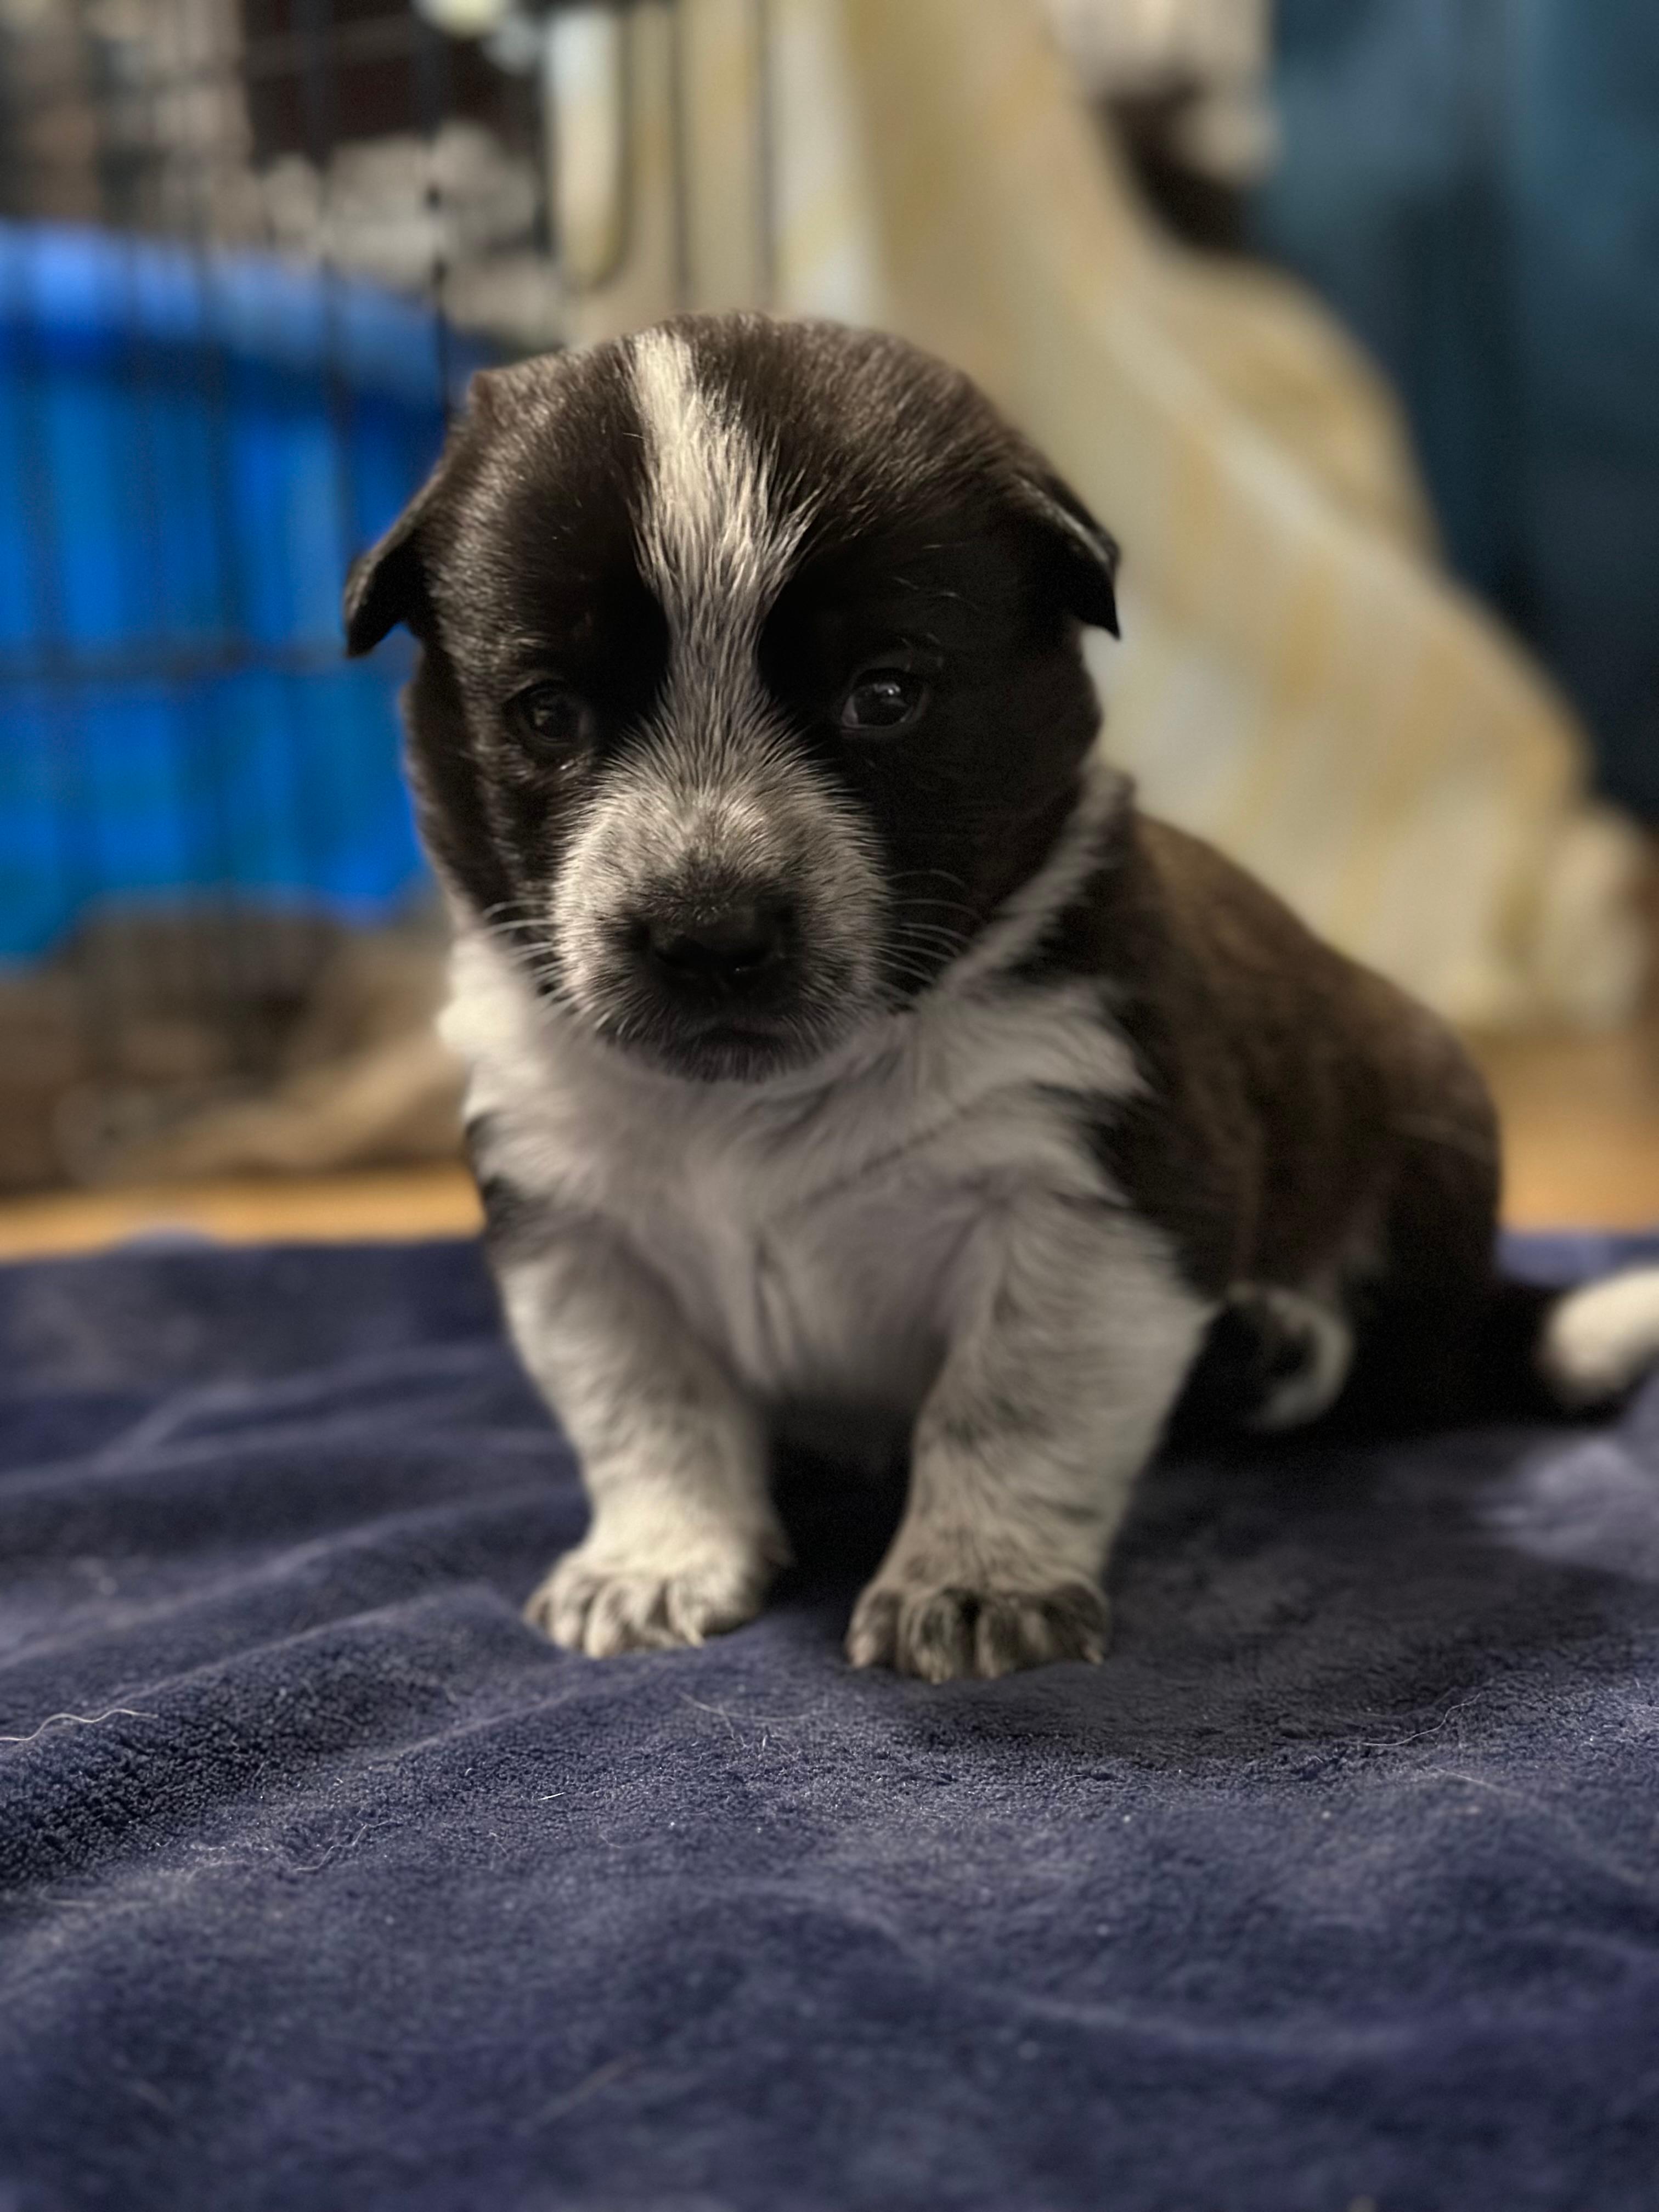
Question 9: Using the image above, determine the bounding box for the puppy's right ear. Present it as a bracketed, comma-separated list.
[342, 471, 441, 657]
[343, 368, 512, 654]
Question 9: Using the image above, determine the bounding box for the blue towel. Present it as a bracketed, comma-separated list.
[3, 1233, 1658, 2210]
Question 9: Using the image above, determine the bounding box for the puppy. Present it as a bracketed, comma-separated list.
[345, 313, 1659, 1681]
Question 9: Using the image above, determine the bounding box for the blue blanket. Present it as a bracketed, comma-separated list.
[3, 1234, 1658, 2211]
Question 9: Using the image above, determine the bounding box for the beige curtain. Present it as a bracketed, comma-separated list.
[557, 0, 1647, 1030]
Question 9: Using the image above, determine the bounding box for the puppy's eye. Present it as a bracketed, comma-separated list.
[839, 668, 929, 735]
[511, 682, 596, 759]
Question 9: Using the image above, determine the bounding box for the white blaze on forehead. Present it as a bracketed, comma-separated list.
[629, 328, 806, 640]
[549, 329, 883, 1037]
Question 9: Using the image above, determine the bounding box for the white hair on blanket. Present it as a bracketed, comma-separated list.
[0, 1707, 157, 1745]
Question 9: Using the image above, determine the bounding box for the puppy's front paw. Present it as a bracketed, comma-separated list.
[525, 1532, 779, 1657]
[845, 1568, 1108, 1682]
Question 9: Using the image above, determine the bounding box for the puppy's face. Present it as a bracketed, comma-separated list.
[346, 316, 1119, 1081]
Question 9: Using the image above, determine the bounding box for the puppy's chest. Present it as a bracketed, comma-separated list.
[450, 922, 1143, 1410]
[479, 990, 1133, 1412]
[549, 1080, 995, 1409]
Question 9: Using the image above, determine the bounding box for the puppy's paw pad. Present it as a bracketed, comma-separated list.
[526, 1543, 773, 1657]
[847, 1577, 1107, 1681]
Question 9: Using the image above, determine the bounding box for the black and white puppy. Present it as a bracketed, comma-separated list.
[346, 313, 1659, 1681]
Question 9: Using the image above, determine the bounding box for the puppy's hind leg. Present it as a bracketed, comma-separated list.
[1233, 1285, 1355, 1432]
[1171, 1283, 1355, 1438]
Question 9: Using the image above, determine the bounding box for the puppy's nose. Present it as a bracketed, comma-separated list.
[644, 899, 788, 981]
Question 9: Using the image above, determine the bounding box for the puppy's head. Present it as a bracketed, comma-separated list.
[346, 315, 1119, 1082]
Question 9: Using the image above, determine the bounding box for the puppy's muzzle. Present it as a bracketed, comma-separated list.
[554, 760, 883, 1078]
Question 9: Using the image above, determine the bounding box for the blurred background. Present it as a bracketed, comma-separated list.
[0, 0, 1655, 1252]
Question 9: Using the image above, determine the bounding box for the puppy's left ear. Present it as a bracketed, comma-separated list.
[1021, 471, 1120, 637]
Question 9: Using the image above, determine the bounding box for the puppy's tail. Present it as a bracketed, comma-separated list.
[1176, 1261, 1659, 1442]
[1482, 1264, 1659, 1419]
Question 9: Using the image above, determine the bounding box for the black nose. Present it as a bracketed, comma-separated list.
[644, 899, 788, 983]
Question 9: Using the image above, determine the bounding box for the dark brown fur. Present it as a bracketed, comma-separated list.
[1029, 803, 1547, 1431]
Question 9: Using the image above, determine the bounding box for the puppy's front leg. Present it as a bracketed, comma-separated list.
[498, 1226, 786, 1656]
[848, 1204, 1210, 1681]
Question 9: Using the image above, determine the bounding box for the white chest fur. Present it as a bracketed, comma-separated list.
[443, 932, 1141, 1418]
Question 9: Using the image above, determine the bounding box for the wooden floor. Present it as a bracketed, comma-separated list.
[0, 1012, 1655, 1260]
[1470, 1018, 1659, 1231]
[0, 1161, 483, 1262]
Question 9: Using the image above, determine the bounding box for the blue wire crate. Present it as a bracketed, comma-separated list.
[0, 222, 488, 960]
